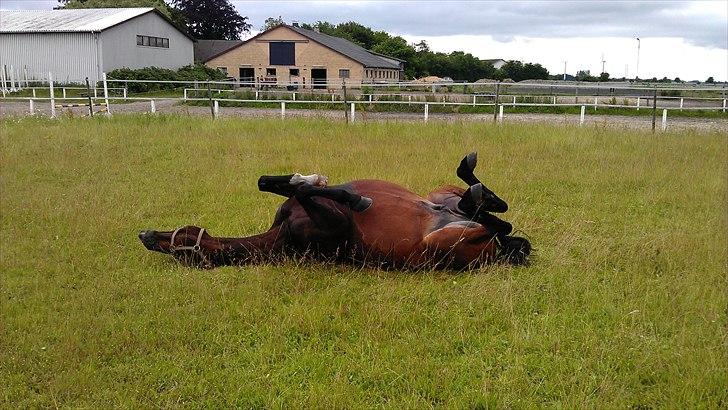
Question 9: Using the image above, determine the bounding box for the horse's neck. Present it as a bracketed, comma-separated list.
[213, 227, 284, 262]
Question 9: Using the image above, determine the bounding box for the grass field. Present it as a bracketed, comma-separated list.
[1, 116, 726, 407]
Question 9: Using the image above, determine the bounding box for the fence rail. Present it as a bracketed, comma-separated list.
[1, 73, 726, 132]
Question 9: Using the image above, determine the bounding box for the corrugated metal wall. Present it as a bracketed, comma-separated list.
[0, 32, 99, 83]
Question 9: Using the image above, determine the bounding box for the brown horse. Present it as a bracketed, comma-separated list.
[139, 153, 531, 270]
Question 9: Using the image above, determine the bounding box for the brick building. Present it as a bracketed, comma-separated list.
[204, 24, 404, 89]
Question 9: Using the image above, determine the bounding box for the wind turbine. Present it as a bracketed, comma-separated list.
[601, 53, 606, 74]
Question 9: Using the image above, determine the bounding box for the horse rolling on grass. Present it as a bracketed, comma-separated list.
[139, 153, 531, 270]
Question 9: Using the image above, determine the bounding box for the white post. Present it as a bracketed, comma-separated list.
[255, 90, 259, 100]
[213, 100, 219, 118]
[472, 94, 476, 107]
[593, 97, 598, 110]
[424, 103, 429, 122]
[62, 88, 66, 99]
[150, 100, 156, 113]
[579, 105, 585, 126]
[32, 88, 36, 98]
[331, 94, 335, 102]
[292, 92, 296, 101]
[350, 102, 355, 122]
[29, 99, 34, 114]
[0, 68, 6, 97]
[123, 87, 127, 99]
[23, 67, 29, 87]
[183, 88, 188, 100]
[281, 101, 285, 118]
[369, 94, 372, 104]
[9, 66, 16, 92]
[102, 72, 110, 115]
[94, 87, 97, 98]
[49, 72, 56, 118]
[723, 99, 726, 113]
[636, 97, 640, 110]
[661, 109, 667, 131]
[512, 95, 516, 107]
[409, 95, 412, 106]
[552, 96, 556, 105]
[679, 98, 683, 111]
[498, 105, 504, 122]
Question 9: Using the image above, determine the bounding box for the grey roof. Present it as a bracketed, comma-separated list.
[194, 39, 242, 62]
[0, 8, 194, 40]
[0, 8, 154, 33]
[285, 25, 402, 69]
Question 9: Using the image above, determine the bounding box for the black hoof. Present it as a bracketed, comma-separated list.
[350, 196, 373, 212]
[500, 236, 531, 265]
[457, 152, 480, 186]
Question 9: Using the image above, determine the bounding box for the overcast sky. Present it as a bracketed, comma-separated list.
[3, 0, 727, 81]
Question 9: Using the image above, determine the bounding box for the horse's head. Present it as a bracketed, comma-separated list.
[138, 225, 214, 268]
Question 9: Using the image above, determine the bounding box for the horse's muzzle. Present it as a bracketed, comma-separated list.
[139, 230, 159, 251]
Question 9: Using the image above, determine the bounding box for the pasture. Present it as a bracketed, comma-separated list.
[1, 116, 726, 407]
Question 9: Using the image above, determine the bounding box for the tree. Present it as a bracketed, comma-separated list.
[262, 16, 284, 31]
[706, 76, 715, 83]
[172, 0, 251, 40]
[58, 0, 177, 19]
[599, 72, 610, 81]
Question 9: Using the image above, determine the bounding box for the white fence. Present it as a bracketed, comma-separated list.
[1, 74, 726, 131]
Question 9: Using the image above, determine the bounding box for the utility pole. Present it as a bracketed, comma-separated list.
[635, 37, 641, 79]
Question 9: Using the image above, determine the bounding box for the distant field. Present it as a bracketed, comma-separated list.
[1, 116, 725, 407]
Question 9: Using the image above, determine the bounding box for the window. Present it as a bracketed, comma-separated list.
[289, 68, 300, 76]
[217, 67, 228, 76]
[266, 68, 276, 76]
[136, 35, 169, 48]
[269, 42, 295, 65]
[339, 69, 350, 79]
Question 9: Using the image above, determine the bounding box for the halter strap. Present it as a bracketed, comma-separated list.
[169, 227, 206, 253]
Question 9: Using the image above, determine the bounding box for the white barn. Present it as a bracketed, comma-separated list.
[0, 8, 194, 83]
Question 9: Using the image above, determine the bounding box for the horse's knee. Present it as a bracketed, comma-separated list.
[499, 236, 531, 265]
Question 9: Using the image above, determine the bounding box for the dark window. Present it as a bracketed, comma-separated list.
[266, 68, 276, 76]
[289, 68, 300, 76]
[339, 69, 350, 78]
[137, 35, 169, 48]
[269, 42, 295, 65]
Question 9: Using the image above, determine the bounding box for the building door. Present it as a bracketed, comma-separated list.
[311, 69, 327, 89]
[239, 67, 255, 87]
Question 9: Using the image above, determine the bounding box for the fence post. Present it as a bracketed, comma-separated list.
[661, 109, 667, 131]
[512, 95, 516, 107]
[281, 101, 286, 118]
[23, 67, 29, 88]
[679, 97, 683, 111]
[369, 94, 372, 105]
[62, 88, 66, 99]
[32, 88, 36, 98]
[85, 77, 94, 117]
[207, 81, 214, 118]
[9, 65, 15, 92]
[552, 96, 556, 105]
[29, 99, 34, 114]
[331, 94, 335, 102]
[49, 72, 56, 118]
[292, 92, 296, 101]
[593, 97, 598, 111]
[409, 95, 412, 106]
[472, 94, 476, 107]
[102, 72, 110, 115]
[150, 100, 156, 113]
[498, 105, 504, 122]
[342, 79, 349, 124]
[424, 103, 429, 122]
[94, 86, 97, 98]
[183, 88, 187, 101]
[493, 81, 500, 122]
[651, 89, 657, 133]
[213, 100, 219, 118]
[350, 102, 355, 122]
[0, 68, 6, 97]
[723, 99, 726, 113]
[255, 90, 259, 100]
[123, 87, 127, 99]
[636, 97, 640, 110]
[579, 105, 585, 126]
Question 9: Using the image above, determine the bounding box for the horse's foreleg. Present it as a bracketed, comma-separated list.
[295, 184, 372, 213]
[457, 152, 481, 186]
[258, 173, 329, 198]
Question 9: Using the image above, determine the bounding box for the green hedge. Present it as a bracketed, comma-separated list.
[107, 64, 226, 93]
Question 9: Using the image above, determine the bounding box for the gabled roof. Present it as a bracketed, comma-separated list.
[0, 8, 194, 40]
[205, 24, 403, 69]
[194, 39, 243, 62]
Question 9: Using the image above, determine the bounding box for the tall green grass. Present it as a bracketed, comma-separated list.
[1, 116, 725, 407]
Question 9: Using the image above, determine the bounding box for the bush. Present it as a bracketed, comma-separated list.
[107, 64, 227, 93]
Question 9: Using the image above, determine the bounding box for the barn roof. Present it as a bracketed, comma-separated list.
[0, 8, 193, 40]
[194, 39, 243, 63]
